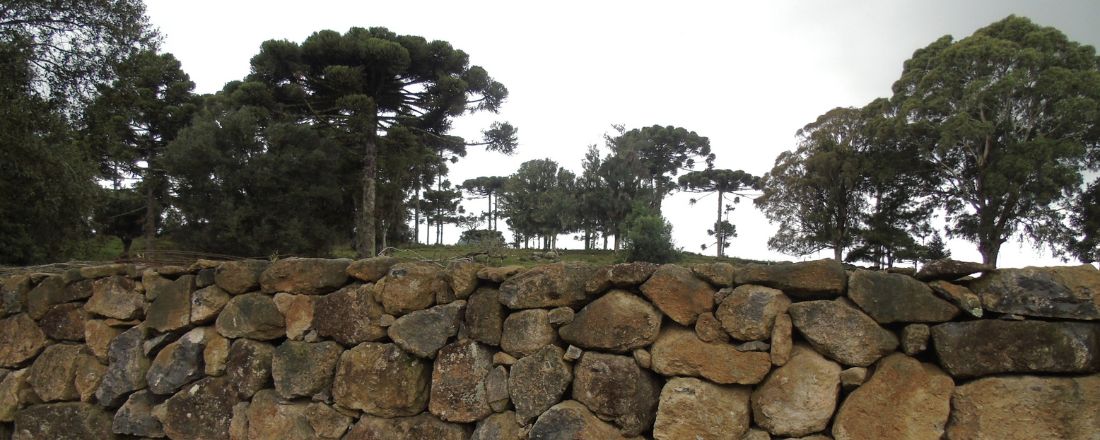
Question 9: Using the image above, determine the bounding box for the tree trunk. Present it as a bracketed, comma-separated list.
[413, 189, 420, 245]
[979, 241, 1000, 268]
[833, 246, 843, 262]
[355, 104, 378, 258]
[487, 192, 493, 231]
[143, 177, 156, 257]
[121, 238, 133, 260]
[716, 190, 724, 258]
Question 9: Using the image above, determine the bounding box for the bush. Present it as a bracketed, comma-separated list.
[458, 229, 506, 247]
[623, 206, 680, 264]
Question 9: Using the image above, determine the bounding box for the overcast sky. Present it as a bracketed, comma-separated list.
[144, 0, 1100, 268]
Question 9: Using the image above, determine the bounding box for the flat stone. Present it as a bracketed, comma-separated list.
[736, 340, 770, 351]
[312, 284, 386, 345]
[788, 300, 898, 367]
[472, 411, 524, 440]
[493, 352, 517, 366]
[259, 258, 350, 295]
[632, 349, 651, 369]
[650, 325, 771, 385]
[466, 288, 506, 346]
[28, 344, 89, 402]
[79, 264, 131, 280]
[331, 342, 431, 418]
[86, 276, 143, 320]
[344, 413, 470, 440]
[430, 340, 495, 423]
[155, 265, 190, 277]
[833, 353, 954, 440]
[500, 309, 558, 358]
[13, 402, 114, 440]
[653, 377, 751, 440]
[215, 293, 285, 340]
[245, 389, 351, 440]
[509, 345, 572, 423]
[272, 292, 313, 340]
[499, 262, 597, 309]
[968, 265, 1100, 320]
[447, 260, 484, 299]
[771, 313, 793, 366]
[914, 259, 992, 281]
[716, 284, 790, 341]
[529, 400, 635, 440]
[691, 262, 736, 287]
[477, 265, 525, 283]
[95, 326, 150, 407]
[159, 377, 238, 440]
[639, 264, 714, 325]
[145, 328, 206, 395]
[848, 270, 959, 323]
[927, 280, 983, 317]
[947, 374, 1100, 440]
[145, 275, 194, 333]
[214, 260, 269, 295]
[695, 311, 729, 343]
[572, 352, 661, 436]
[39, 303, 87, 341]
[190, 285, 230, 324]
[224, 339, 273, 399]
[752, 344, 841, 437]
[113, 390, 163, 438]
[585, 262, 659, 294]
[377, 262, 451, 315]
[931, 320, 1100, 377]
[901, 324, 930, 355]
[0, 314, 47, 368]
[346, 256, 398, 283]
[389, 301, 465, 358]
[734, 259, 847, 299]
[272, 340, 342, 399]
[560, 290, 661, 352]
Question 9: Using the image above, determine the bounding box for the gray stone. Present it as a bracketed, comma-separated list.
[145, 275, 193, 333]
[95, 326, 150, 407]
[159, 377, 238, 440]
[312, 284, 386, 345]
[344, 413, 470, 440]
[788, 300, 898, 367]
[272, 340, 343, 399]
[572, 352, 661, 436]
[215, 293, 285, 340]
[214, 260, 269, 294]
[466, 288, 507, 346]
[486, 365, 510, 413]
[914, 259, 992, 281]
[112, 390, 163, 438]
[225, 339, 273, 400]
[968, 265, 1100, 320]
[388, 301, 465, 358]
[847, 270, 959, 323]
[259, 258, 350, 295]
[931, 320, 1100, 377]
[13, 402, 115, 440]
[509, 345, 572, 423]
[547, 306, 574, 325]
[38, 303, 87, 341]
[472, 411, 524, 440]
[145, 328, 206, 395]
[500, 309, 558, 358]
[927, 280, 983, 318]
[839, 367, 868, 390]
[716, 284, 791, 341]
[499, 262, 598, 309]
[734, 259, 847, 299]
[559, 290, 661, 352]
[529, 400, 634, 440]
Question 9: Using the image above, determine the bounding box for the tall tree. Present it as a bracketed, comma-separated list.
[1067, 180, 1100, 263]
[892, 16, 1100, 266]
[246, 27, 515, 257]
[500, 159, 576, 249]
[421, 180, 464, 245]
[575, 145, 610, 250]
[756, 107, 869, 261]
[608, 125, 714, 212]
[597, 141, 652, 249]
[461, 176, 507, 231]
[678, 169, 759, 257]
[85, 50, 199, 254]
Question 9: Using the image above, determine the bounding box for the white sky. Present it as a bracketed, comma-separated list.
[145, 0, 1100, 268]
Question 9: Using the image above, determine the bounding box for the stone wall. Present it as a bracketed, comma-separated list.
[0, 257, 1098, 439]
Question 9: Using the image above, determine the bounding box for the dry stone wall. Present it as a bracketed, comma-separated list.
[0, 257, 1098, 439]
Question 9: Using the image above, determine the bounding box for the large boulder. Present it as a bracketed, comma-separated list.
[13, 402, 115, 440]
[145, 328, 207, 395]
[388, 301, 465, 358]
[585, 262, 659, 294]
[378, 262, 450, 315]
[145, 275, 194, 333]
[346, 256, 399, 283]
[650, 325, 771, 385]
[639, 264, 714, 325]
[224, 339, 273, 400]
[716, 284, 791, 341]
[95, 326, 150, 407]
[653, 377, 751, 440]
[499, 262, 597, 309]
[500, 309, 559, 358]
[931, 320, 1100, 377]
[529, 400, 637, 440]
[947, 374, 1100, 440]
[214, 260, 269, 294]
[272, 340, 342, 399]
[27, 344, 95, 402]
[85, 276, 143, 320]
[215, 293, 285, 340]
[509, 345, 573, 424]
[751, 344, 841, 437]
[312, 284, 386, 345]
[331, 342, 431, 418]
[832, 353, 954, 440]
[788, 299, 898, 367]
[572, 352, 661, 436]
[259, 258, 350, 295]
[559, 290, 661, 352]
[968, 265, 1100, 320]
[245, 389, 351, 440]
[159, 377, 238, 440]
[466, 288, 507, 346]
[344, 413, 470, 440]
[429, 340, 495, 423]
[27, 276, 91, 319]
[914, 259, 992, 281]
[0, 314, 47, 368]
[734, 259, 847, 299]
[847, 270, 959, 323]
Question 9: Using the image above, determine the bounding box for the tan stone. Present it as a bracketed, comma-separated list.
[215, 293, 285, 340]
[430, 340, 495, 423]
[559, 290, 661, 352]
[477, 265, 525, 282]
[466, 287, 506, 346]
[259, 258, 350, 295]
[585, 262, 660, 294]
[734, 259, 847, 298]
[695, 311, 730, 343]
[529, 400, 637, 440]
[927, 280, 983, 317]
[833, 353, 954, 440]
[0, 369, 35, 422]
[499, 262, 597, 309]
[448, 260, 484, 299]
[145, 275, 194, 332]
[204, 329, 230, 376]
[312, 284, 386, 345]
[901, 324, 930, 355]
[717, 284, 791, 341]
[272, 340, 342, 400]
[159, 377, 239, 440]
[572, 352, 661, 436]
[0, 314, 47, 368]
[472, 411, 524, 440]
[13, 402, 114, 440]
[788, 299, 898, 367]
[500, 309, 558, 358]
[86, 276, 143, 320]
[214, 260, 269, 294]
[639, 264, 714, 325]
[346, 256, 399, 283]
[273, 292, 313, 340]
[332, 342, 430, 418]
[378, 262, 450, 315]
[27, 344, 90, 402]
[653, 377, 751, 440]
[839, 367, 868, 390]
[190, 285, 231, 324]
[848, 270, 959, 323]
[770, 313, 792, 366]
[692, 262, 736, 287]
[651, 325, 771, 385]
[509, 345, 572, 423]
[947, 374, 1100, 440]
[752, 345, 841, 437]
[246, 389, 350, 440]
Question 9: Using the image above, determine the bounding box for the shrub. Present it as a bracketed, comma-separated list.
[623, 206, 680, 264]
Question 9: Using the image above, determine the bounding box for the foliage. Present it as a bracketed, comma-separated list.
[91, 188, 145, 258]
[679, 168, 759, 257]
[499, 159, 576, 248]
[458, 229, 506, 247]
[1066, 180, 1100, 263]
[421, 181, 465, 245]
[461, 176, 507, 231]
[623, 204, 680, 264]
[923, 233, 952, 261]
[891, 15, 1100, 266]
[608, 125, 714, 211]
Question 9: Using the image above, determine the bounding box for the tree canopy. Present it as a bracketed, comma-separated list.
[678, 168, 759, 257]
[608, 125, 714, 212]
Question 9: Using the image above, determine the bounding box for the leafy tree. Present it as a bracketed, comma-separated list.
[0, 0, 156, 108]
[923, 233, 952, 261]
[1066, 180, 1100, 263]
[500, 159, 576, 249]
[421, 180, 464, 245]
[458, 229, 505, 247]
[461, 176, 507, 231]
[92, 188, 145, 258]
[596, 141, 652, 249]
[678, 168, 759, 257]
[574, 145, 611, 249]
[756, 107, 869, 261]
[891, 16, 1100, 266]
[623, 203, 679, 264]
[608, 125, 714, 212]
[84, 50, 199, 254]
[246, 27, 515, 257]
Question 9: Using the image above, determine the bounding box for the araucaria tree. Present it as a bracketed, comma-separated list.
[678, 169, 759, 257]
[500, 159, 576, 249]
[608, 125, 714, 212]
[247, 27, 514, 257]
[461, 176, 507, 231]
[892, 16, 1100, 267]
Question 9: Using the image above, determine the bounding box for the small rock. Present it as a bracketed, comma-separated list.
[691, 262, 736, 287]
[914, 259, 992, 281]
[493, 352, 517, 366]
[901, 324, 930, 355]
[734, 259, 847, 299]
[378, 314, 395, 327]
[547, 306, 574, 326]
[312, 284, 386, 345]
[477, 265, 525, 283]
[272, 340, 343, 399]
[38, 303, 87, 341]
[632, 349, 651, 369]
[159, 377, 239, 440]
[695, 312, 729, 343]
[931, 320, 1100, 377]
[1, 275, 30, 318]
[639, 264, 714, 326]
[832, 353, 954, 440]
[79, 263, 132, 280]
[653, 377, 751, 440]
[13, 402, 113, 440]
[509, 345, 572, 423]
[947, 374, 1100, 440]
[388, 301, 465, 358]
[529, 400, 633, 440]
[485, 366, 510, 413]
[927, 280, 983, 317]
[346, 256, 399, 283]
[716, 284, 791, 341]
[195, 267, 215, 288]
[839, 367, 868, 391]
[259, 258, 350, 295]
[215, 293, 285, 340]
[559, 290, 661, 352]
[572, 352, 661, 436]
[584, 262, 659, 294]
[788, 299, 898, 367]
[203, 331, 229, 376]
[225, 339, 273, 399]
[564, 345, 583, 361]
[378, 262, 450, 315]
[214, 260, 269, 294]
[344, 413, 470, 440]
[246, 389, 351, 439]
[1000, 313, 1026, 320]
[86, 276, 143, 320]
[771, 313, 793, 366]
[751, 344, 841, 437]
[142, 270, 171, 301]
[156, 265, 190, 277]
[331, 342, 431, 418]
[113, 390, 164, 437]
[847, 270, 959, 323]
[651, 325, 771, 385]
[430, 340, 495, 423]
[145, 275, 194, 333]
[500, 309, 558, 358]
[499, 262, 597, 309]
[466, 288, 506, 346]
[736, 341, 770, 352]
[190, 285, 230, 324]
